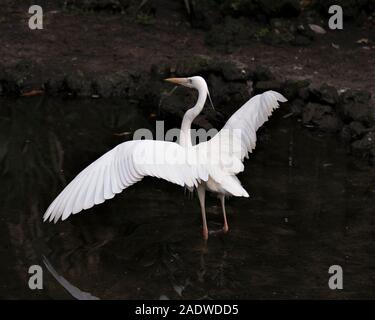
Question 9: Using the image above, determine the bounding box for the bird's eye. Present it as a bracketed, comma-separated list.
[188, 79, 193, 84]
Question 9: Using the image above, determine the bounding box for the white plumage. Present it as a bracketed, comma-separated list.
[43, 76, 287, 240]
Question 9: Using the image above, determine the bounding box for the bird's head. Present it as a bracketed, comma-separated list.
[165, 76, 207, 91]
[165, 76, 215, 110]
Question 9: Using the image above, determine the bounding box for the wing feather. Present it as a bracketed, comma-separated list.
[83, 169, 99, 210]
[44, 140, 207, 222]
[204, 90, 287, 163]
[94, 166, 105, 205]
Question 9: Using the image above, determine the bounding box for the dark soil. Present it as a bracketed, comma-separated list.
[0, 5, 374, 95]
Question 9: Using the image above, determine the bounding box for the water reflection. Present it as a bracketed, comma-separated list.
[0, 97, 374, 299]
[43, 256, 99, 300]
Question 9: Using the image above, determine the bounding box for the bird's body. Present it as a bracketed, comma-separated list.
[44, 76, 287, 240]
[205, 177, 229, 195]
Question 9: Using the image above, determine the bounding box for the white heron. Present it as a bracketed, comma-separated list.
[43, 76, 287, 240]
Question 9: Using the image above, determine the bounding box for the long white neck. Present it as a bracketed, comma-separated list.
[179, 85, 207, 147]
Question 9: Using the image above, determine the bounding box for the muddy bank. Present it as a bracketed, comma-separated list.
[0, 2, 374, 92]
[1, 54, 374, 166]
[153, 56, 375, 166]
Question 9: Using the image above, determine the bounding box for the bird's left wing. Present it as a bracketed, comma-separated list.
[199, 90, 287, 165]
[222, 90, 287, 161]
[43, 140, 208, 223]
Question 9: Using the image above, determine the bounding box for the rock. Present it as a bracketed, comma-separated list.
[292, 23, 315, 46]
[150, 63, 171, 79]
[349, 121, 366, 138]
[95, 71, 134, 97]
[173, 54, 215, 77]
[351, 132, 375, 155]
[172, 55, 251, 81]
[165, 55, 252, 83]
[45, 76, 66, 95]
[252, 65, 275, 82]
[320, 83, 339, 105]
[208, 74, 250, 118]
[254, 80, 283, 93]
[64, 72, 93, 96]
[356, 38, 370, 45]
[270, 18, 286, 29]
[283, 79, 310, 100]
[262, 18, 296, 45]
[310, 83, 339, 105]
[218, 60, 251, 81]
[10, 59, 47, 95]
[341, 89, 371, 104]
[340, 125, 352, 143]
[302, 103, 341, 132]
[289, 98, 305, 116]
[338, 89, 374, 124]
[308, 24, 326, 34]
[158, 88, 193, 121]
[298, 86, 310, 101]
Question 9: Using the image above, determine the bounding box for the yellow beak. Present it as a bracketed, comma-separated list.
[164, 77, 189, 86]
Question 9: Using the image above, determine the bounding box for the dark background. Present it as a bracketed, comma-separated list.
[0, 1, 374, 300]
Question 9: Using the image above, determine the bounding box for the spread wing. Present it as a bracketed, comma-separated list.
[43, 140, 208, 223]
[190, 91, 286, 196]
[200, 90, 287, 164]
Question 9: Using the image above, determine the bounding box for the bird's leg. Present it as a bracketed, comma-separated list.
[197, 184, 208, 240]
[219, 194, 229, 233]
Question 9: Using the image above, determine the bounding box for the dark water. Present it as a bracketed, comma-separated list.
[0, 96, 374, 299]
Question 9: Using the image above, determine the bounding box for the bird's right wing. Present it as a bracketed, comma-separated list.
[43, 140, 208, 223]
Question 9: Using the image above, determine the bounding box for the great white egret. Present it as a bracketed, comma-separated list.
[43, 76, 287, 240]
